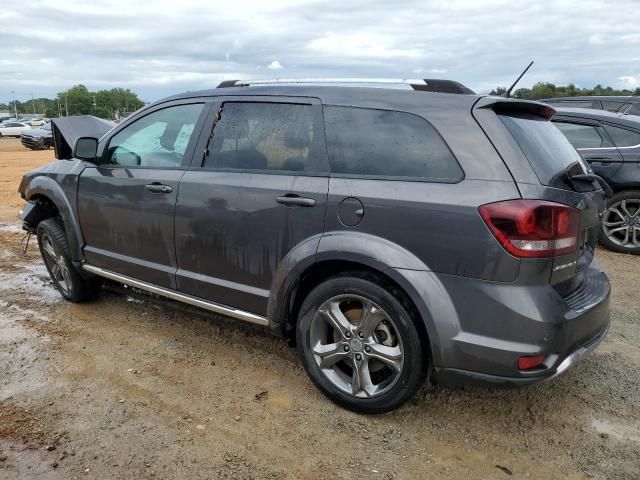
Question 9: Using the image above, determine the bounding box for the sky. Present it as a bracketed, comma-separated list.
[2, 0, 639, 103]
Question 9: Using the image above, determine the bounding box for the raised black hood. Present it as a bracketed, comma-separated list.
[51, 115, 115, 159]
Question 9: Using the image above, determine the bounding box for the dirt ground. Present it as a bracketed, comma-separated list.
[0, 137, 638, 480]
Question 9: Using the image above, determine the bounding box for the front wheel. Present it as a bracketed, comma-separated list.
[296, 275, 429, 413]
[599, 190, 640, 254]
[37, 218, 100, 302]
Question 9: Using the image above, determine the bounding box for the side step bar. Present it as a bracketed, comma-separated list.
[82, 264, 269, 327]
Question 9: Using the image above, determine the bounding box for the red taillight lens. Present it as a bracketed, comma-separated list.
[479, 200, 580, 258]
[518, 355, 546, 370]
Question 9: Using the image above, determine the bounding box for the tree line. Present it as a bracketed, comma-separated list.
[490, 82, 640, 100]
[1, 85, 145, 119]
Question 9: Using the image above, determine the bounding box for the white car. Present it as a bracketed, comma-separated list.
[0, 121, 32, 137]
[29, 118, 46, 126]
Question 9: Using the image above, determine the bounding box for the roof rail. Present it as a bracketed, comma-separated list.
[216, 78, 475, 94]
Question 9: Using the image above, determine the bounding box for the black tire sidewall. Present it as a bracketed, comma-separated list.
[296, 275, 428, 414]
[599, 190, 640, 254]
[37, 218, 94, 302]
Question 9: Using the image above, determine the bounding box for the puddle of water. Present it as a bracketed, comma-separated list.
[0, 223, 23, 233]
[0, 262, 61, 306]
[592, 418, 640, 443]
[0, 440, 60, 479]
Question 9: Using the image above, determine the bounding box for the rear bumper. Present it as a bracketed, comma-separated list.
[395, 258, 611, 387]
[433, 324, 608, 387]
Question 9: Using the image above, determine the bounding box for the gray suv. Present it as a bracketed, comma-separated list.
[18, 80, 611, 413]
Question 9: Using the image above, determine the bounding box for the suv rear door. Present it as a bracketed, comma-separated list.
[174, 96, 329, 315]
[77, 100, 210, 288]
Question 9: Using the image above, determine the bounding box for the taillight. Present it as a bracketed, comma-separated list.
[479, 200, 580, 258]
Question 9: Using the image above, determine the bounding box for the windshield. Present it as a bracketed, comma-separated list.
[42, 123, 51, 131]
[499, 113, 590, 188]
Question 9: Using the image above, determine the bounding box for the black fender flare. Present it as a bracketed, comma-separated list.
[24, 176, 85, 262]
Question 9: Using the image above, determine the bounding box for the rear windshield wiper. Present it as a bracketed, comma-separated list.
[565, 161, 613, 198]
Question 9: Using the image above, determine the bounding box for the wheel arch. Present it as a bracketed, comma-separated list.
[24, 176, 85, 262]
[268, 231, 446, 365]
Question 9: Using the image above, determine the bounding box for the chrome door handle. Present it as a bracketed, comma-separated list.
[275, 195, 316, 207]
[145, 183, 173, 193]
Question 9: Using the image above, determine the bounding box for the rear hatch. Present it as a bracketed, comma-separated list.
[473, 98, 606, 287]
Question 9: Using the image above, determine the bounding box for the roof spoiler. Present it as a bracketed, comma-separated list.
[475, 97, 556, 119]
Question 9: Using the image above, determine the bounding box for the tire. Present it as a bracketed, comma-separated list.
[37, 218, 100, 302]
[296, 274, 429, 414]
[599, 190, 640, 254]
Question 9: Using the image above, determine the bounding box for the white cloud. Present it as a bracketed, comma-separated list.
[0, 0, 638, 101]
[618, 76, 638, 87]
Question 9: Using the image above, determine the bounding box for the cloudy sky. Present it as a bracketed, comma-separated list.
[2, 0, 639, 103]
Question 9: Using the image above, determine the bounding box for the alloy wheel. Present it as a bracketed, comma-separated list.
[41, 234, 73, 295]
[603, 198, 640, 248]
[309, 294, 404, 398]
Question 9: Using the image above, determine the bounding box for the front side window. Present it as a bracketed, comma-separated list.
[554, 122, 612, 149]
[205, 102, 323, 173]
[604, 125, 640, 147]
[105, 103, 204, 167]
[323, 106, 462, 180]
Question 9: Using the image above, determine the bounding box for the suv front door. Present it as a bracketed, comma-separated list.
[174, 97, 329, 315]
[77, 101, 210, 288]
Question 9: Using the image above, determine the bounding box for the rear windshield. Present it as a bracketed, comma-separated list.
[499, 113, 590, 187]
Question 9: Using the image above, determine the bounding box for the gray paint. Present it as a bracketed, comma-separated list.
[17, 85, 611, 387]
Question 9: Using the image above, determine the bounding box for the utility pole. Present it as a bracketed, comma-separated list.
[64, 94, 68, 117]
[30, 93, 36, 114]
[11, 91, 17, 118]
[58, 99, 62, 118]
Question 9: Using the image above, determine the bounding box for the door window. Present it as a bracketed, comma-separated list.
[554, 122, 612, 149]
[604, 125, 640, 147]
[323, 106, 463, 180]
[205, 102, 324, 173]
[105, 103, 204, 167]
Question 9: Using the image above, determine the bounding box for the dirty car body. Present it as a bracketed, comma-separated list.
[18, 83, 611, 413]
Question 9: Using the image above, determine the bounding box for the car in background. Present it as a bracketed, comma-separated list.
[552, 107, 640, 254]
[21, 122, 53, 150]
[29, 118, 46, 126]
[0, 121, 31, 137]
[543, 96, 640, 116]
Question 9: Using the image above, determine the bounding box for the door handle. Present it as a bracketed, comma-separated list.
[275, 194, 316, 207]
[145, 183, 173, 194]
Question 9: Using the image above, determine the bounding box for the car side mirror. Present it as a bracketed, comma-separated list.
[73, 137, 98, 163]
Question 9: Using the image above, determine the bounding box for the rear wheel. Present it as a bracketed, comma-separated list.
[599, 190, 640, 254]
[296, 275, 428, 413]
[37, 218, 100, 302]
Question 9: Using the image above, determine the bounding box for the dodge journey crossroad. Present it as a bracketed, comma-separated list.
[18, 79, 610, 413]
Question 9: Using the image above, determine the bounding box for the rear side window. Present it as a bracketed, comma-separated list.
[206, 102, 324, 173]
[500, 114, 589, 186]
[554, 122, 613, 149]
[323, 106, 462, 181]
[604, 125, 640, 147]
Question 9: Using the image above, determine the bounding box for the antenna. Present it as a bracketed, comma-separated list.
[505, 61, 534, 98]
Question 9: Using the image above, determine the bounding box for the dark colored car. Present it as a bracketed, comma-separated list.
[17, 80, 610, 413]
[541, 96, 640, 116]
[21, 122, 53, 150]
[552, 108, 640, 254]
